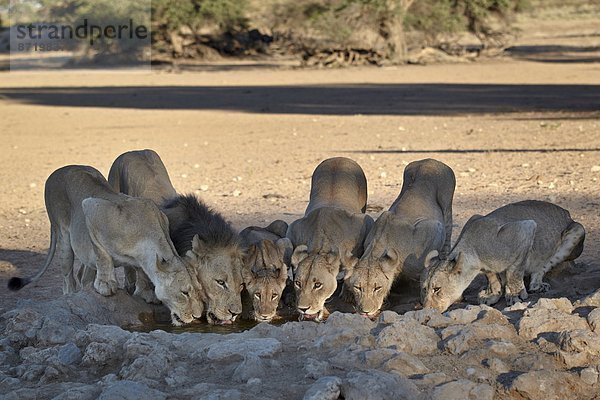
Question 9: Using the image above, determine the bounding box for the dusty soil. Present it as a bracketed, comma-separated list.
[1, 3, 600, 316]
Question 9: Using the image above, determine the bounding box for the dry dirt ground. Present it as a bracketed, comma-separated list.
[1, 12, 600, 316]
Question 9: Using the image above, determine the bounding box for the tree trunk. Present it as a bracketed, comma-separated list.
[380, 0, 415, 64]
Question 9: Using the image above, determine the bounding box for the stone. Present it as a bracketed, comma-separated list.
[431, 380, 494, 400]
[51, 384, 100, 400]
[576, 289, 600, 308]
[510, 371, 582, 400]
[37, 318, 76, 346]
[57, 342, 82, 366]
[232, 354, 266, 383]
[485, 340, 518, 356]
[304, 358, 330, 379]
[303, 376, 342, 400]
[342, 370, 422, 400]
[98, 381, 167, 400]
[587, 308, 600, 332]
[376, 319, 440, 355]
[556, 350, 591, 369]
[378, 310, 402, 325]
[82, 342, 119, 366]
[362, 348, 399, 368]
[444, 305, 484, 325]
[206, 338, 282, 361]
[559, 329, 600, 356]
[410, 373, 449, 388]
[402, 308, 452, 329]
[534, 298, 574, 313]
[517, 305, 589, 340]
[383, 352, 430, 376]
[441, 323, 516, 355]
[580, 366, 599, 386]
[483, 358, 509, 374]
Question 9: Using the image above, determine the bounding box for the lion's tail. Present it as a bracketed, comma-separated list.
[8, 225, 58, 291]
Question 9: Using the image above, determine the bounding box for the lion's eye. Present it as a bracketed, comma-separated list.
[314, 282, 322, 289]
[271, 293, 278, 301]
[374, 286, 382, 292]
[216, 279, 226, 287]
[433, 287, 442, 295]
[254, 293, 261, 300]
[354, 285, 362, 292]
[181, 291, 190, 297]
[294, 280, 301, 288]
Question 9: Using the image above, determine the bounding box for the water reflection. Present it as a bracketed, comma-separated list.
[127, 315, 299, 334]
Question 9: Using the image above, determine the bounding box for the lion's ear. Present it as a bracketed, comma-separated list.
[291, 245, 309, 271]
[424, 250, 439, 270]
[381, 248, 400, 274]
[341, 249, 358, 279]
[191, 234, 206, 256]
[275, 238, 293, 261]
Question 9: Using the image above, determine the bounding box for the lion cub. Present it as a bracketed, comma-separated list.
[344, 159, 455, 318]
[8, 165, 203, 326]
[422, 200, 585, 312]
[240, 220, 292, 322]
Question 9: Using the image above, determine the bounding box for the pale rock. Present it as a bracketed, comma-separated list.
[51, 384, 100, 400]
[559, 329, 600, 356]
[411, 373, 449, 388]
[57, 342, 81, 366]
[587, 308, 600, 332]
[557, 350, 591, 369]
[377, 310, 402, 325]
[383, 352, 430, 376]
[342, 370, 422, 400]
[304, 358, 330, 379]
[484, 357, 509, 374]
[441, 323, 516, 354]
[431, 380, 494, 400]
[207, 338, 282, 361]
[376, 319, 440, 355]
[444, 305, 483, 325]
[403, 308, 452, 329]
[232, 354, 266, 383]
[510, 370, 581, 400]
[485, 339, 518, 356]
[98, 381, 166, 400]
[303, 376, 342, 400]
[534, 298, 574, 313]
[576, 289, 600, 308]
[580, 366, 599, 385]
[362, 348, 399, 367]
[82, 342, 119, 366]
[518, 304, 589, 340]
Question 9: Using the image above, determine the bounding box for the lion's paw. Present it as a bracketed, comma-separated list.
[94, 278, 117, 296]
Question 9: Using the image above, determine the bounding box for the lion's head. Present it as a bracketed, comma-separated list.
[185, 235, 244, 325]
[242, 238, 291, 322]
[153, 256, 205, 326]
[420, 250, 467, 312]
[291, 245, 357, 321]
[343, 249, 400, 318]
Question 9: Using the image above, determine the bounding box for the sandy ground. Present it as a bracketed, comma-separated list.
[1, 14, 599, 316]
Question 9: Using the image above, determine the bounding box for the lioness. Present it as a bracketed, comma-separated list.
[287, 157, 374, 321]
[422, 200, 585, 312]
[108, 150, 244, 325]
[108, 149, 178, 205]
[344, 159, 455, 318]
[7, 165, 203, 326]
[240, 221, 292, 322]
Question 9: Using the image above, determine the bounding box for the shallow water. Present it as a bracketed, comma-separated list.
[127, 314, 300, 334]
